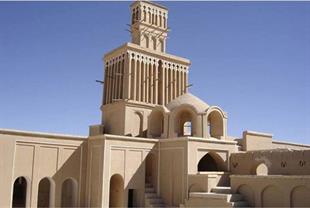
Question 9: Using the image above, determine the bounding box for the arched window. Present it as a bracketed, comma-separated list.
[37, 177, 53, 208]
[155, 14, 158, 25]
[148, 11, 151, 23]
[12, 177, 27, 208]
[135, 8, 139, 21]
[197, 152, 225, 172]
[109, 174, 124, 207]
[61, 178, 78, 207]
[163, 16, 166, 28]
[143, 7, 146, 21]
[207, 110, 224, 139]
[159, 14, 162, 27]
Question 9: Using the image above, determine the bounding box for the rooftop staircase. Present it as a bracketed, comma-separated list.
[144, 183, 166, 207]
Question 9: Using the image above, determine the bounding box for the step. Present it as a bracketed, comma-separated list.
[145, 192, 158, 199]
[149, 203, 166, 207]
[211, 186, 232, 194]
[145, 187, 155, 193]
[189, 192, 243, 203]
[148, 198, 164, 204]
[230, 201, 249, 207]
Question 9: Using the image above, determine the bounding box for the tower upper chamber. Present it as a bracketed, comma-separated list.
[130, 1, 168, 53]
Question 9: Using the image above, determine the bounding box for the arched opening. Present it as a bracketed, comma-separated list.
[61, 178, 78, 207]
[132, 10, 135, 24]
[37, 177, 53, 208]
[143, 9, 146, 21]
[208, 110, 224, 139]
[163, 16, 166, 28]
[12, 177, 27, 208]
[175, 109, 194, 137]
[135, 9, 139, 21]
[197, 152, 225, 172]
[149, 111, 164, 138]
[109, 174, 124, 207]
[148, 11, 151, 23]
[183, 121, 192, 136]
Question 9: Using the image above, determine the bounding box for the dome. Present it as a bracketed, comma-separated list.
[166, 93, 209, 114]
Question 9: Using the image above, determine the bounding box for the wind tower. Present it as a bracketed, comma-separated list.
[100, 1, 191, 137]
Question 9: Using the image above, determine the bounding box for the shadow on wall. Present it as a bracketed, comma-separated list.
[108, 147, 158, 207]
[11, 142, 87, 208]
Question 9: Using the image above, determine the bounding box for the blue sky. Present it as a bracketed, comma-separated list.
[0, 1, 309, 144]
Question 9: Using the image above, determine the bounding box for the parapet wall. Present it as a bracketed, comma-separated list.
[230, 149, 310, 175]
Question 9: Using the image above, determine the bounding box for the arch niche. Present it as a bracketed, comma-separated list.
[197, 152, 225, 172]
[109, 174, 124, 207]
[291, 186, 310, 207]
[12, 176, 27, 208]
[149, 110, 164, 138]
[37, 177, 54, 208]
[207, 110, 224, 139]
[61, 178, 78, 207]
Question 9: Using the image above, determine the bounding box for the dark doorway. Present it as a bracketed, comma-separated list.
[198, 153, 219, 171]
[128, 189, 134, 207]
[12, 177, 27, 208]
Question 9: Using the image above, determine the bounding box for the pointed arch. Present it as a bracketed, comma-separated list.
[197, 152, 225, 172]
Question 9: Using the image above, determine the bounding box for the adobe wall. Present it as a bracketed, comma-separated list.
[159, 138, 188, 207]
[230, 149, 310, 175]
[0, 129, 87, 207]
[95, 134, 158, 207]
[230, 175, 310, 207]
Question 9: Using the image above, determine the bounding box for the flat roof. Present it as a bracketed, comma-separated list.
[130, 1, 168, 10]
[0, 128, 87, 140]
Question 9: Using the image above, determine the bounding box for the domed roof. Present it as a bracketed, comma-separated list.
[166, 93, 209, 113]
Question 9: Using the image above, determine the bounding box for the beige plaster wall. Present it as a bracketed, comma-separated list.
[0, 135, 15, 207]
[89, 134, 157, 207]
[0, 130, 87, 207]
[159, 139, 187, 207]
[242, 131, 272, 151]
[230, 175, 310, 207]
